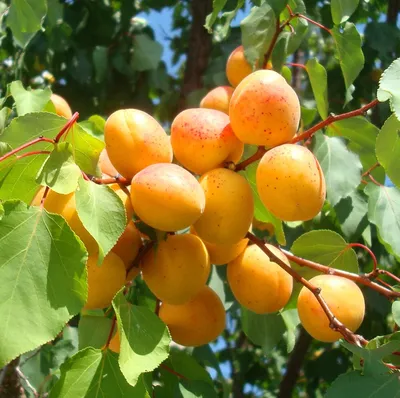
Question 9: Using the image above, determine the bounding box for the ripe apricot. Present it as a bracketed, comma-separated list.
[108, 330, 120, 353]
[297, 275, 365, 342]
[227, 244, 293, 314]
[50, 93, 73, 119]
[84, 252, 126, 310]
[44, 190, 98, 255]
[190, 226, 248, 265]
[171, 108, 243, 175]
[111, 221, 142, 269]
[229, 69, 300, 147]
[104, 109, 173, 179]
[256, 144, 326, 221]
[109, 183, 134, 224]
[226, 45, 253, 87]
[200, 86, 234, 115]
[159, 285, 225, 347]
[99, 149, 118, 177]
[193, 168, 253, 244]
[130, 163, 205, 232]
[141, 234, 210, 304]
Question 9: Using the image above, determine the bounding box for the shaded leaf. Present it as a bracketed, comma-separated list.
[331, 0, 359, 25]
[393, 301, 400, 327]
[10, 81, 52, 116]
[378, 57, 400, 120]
[271, 32, 290, 73]
[204, 0, 228, 32]
[306, 58, 328, 120]
[78, 312, 113, 350]
[132, 34, 163, 71]
[92, 46, 108, 84]
[178, 380, 218, 398]
[208, 265, 235, 310]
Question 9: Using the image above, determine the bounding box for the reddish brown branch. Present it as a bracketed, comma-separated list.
[54, 112, 80, 143]
[362, 162, 380, 177]
[155, 299, 161, 316]
[160, 364, 188, 380]
[345, 243, 378, 273]
[368, 174, 384, 187]
[297, 14, 331, 34]
[92, 175, 131, 186]
[286, 62, 307, 70]
[234, 146, 266, 172]
[16, 150, 51, 160]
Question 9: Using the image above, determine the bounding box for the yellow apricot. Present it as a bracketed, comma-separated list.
[229, 69, 300, 147]
[297, 275, 365, 342]
[227, 244, 293, 314]
[226, 45, 253, 88]
[30, 186, 45, 206]
[99, 149, 118, 177]
[130, 163, 205, 232]
[200, 86, 234, 115]
[108, 330, 120, 353]
[256, 144, 326, 221]
[111, 221, 142, 269]
[104, 109, 173, 179]
[51, 93, 73, 119]
[171, 108, 243, 175]
[84, 252, 126, 310]
[193, 168, 253, 244]
[190, 226, 248, 265]
[109, 183, 134, 224]
[141, 234, 210, 304]
[159, 285, 225, 347]
[44, 190, 98, 255]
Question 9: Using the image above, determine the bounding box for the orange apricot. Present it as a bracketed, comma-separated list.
[130, 163, 205, 232]
[229, 69, 300, 147]
[171, 108, 243, 175]
[108, 329, 120, 353]
[297, 275, 365, 342]
[226, 45, 253, 87]
[159, 285, 226, 347]
[256, 144, 326, 221]
[51, 93, 73, 119]
[99, 149, 118, 177]
[104, 109, 173, 179]
[200, 86, 234, 115]
[227, 244, 293, 314]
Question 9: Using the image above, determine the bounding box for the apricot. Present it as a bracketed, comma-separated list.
[297, 275, 365, 342]
[256, 144, 326, 221]
[84, 252, 126, 310]
[229, 69, 300, 147]
[44, 190, 98, 254]
[104, 109, 173, 179]
[141, 234, 210, 304]
[226, 45, 253, 88]
[108, 330, 120, 353]
[99, 149, 118, 177]
[190, 226, 248, 265]
[200, 86, 234, 115]
[50, 93, 73, 119]
[171, 108, 243, 175]
[193, 168, 253, 244]
[30, 186, 45, 206]
[159, 285, 225, 347]
[111, 221, 142, 269]
[130, 163, 205, 232]
[109, 183, 134, 223]
[227, 244, 293, 314]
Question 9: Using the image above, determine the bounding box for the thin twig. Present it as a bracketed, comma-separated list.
[155, 299, 161, 316]
[286, 62, 307, 70]
[54, 112, 79, 143]
[16, 367, 38, 397]
[297, 14, 332, 34]
[16, 150, 51, 160]
[103, 316, 117, 350]
[234, 146, 266, 172]
[91, 175, 130, 186]
[160, 364, 188, 380]
[362, 162, 380, 177]
[263, 18, 281, 67]
[344, 243, 378, 273]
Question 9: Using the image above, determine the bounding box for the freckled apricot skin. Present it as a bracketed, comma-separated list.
[130, 163, 206, 232]
[141, 234, 210, 305]
[229, 69, 301, 147]
[298, 275, 365, 342]
[200, 86, 235, 115]
[111, 221, 142, 269]
[227, 244, 293, 314]
[226, 45, 253, 88]
[84, 252, 126, 310]
[171, 108, 243, 175]
[51, 93, 73, 119]
[159, 285, 226, 347]
[256, 144, 326, 222]
[193, 168, 254, 245]
[104, 109, 173, 179]
[99, 149, 118, 177]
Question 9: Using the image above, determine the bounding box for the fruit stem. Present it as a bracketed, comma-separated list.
[291, 99, 380, 144]
[344, 243, 378, 273]
[54, 112, 80, 143]
[92, 175, 131, 186]
[16, 150, 51, 160]
[0, 136, 54, 164]
[103, 316, 117, 350]
[297, 14, 332, 35]
[362, 162, 380, 177]
[159, 364, 188, 380]
[234, 146, 266, 171]
[286, 62, 307, 70]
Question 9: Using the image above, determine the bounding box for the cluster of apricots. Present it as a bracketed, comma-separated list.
[33, 45, 365, 350]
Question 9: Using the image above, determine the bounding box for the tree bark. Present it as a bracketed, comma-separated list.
[278, 328, 312, 398]
[387, 0, 400, 25]
[0, 358, 24, 398]
[178, 0, 213, 112]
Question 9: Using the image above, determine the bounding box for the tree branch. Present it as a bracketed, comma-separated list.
[0, 137, 54, 164]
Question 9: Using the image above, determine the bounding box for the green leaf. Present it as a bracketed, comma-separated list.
[306, 58, 328, 120]
[93, 46, 108, 84]
[393, 301, 400, 327]
[7, 0, 47, 47]
[0, 107, 11, 135]
[36, 142, 81, 194]
[208, 265, 235, 310]
[75, 178, 126, 263]
[49, 348, 151, 397]
[331, 0, 359, 25]
[80, 115, 106, 140]
[377, 57, 400, 120]
[218, 0, 245, 39]
[241, 307, 286, 353]
[332, 23, 365, 93]
[112, 291, 171, 386]
[241, 3, 277, 68]
[0, 201, 87, 367]
[204, 0, 228, 32]
[271, 32, 290, 73]
[178, 380, 218, 398]
[287, 18, 308, 55]
[301, 107, 317, 127]
[132, 34, 163, 72]
[10, 81, 52, 116]
[78, 313, 113, 350]
[313, 133, 362, 206]
[376, 114, 400, 188]
[240, 162, 285, 245]
[365, 184, 400, 260]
